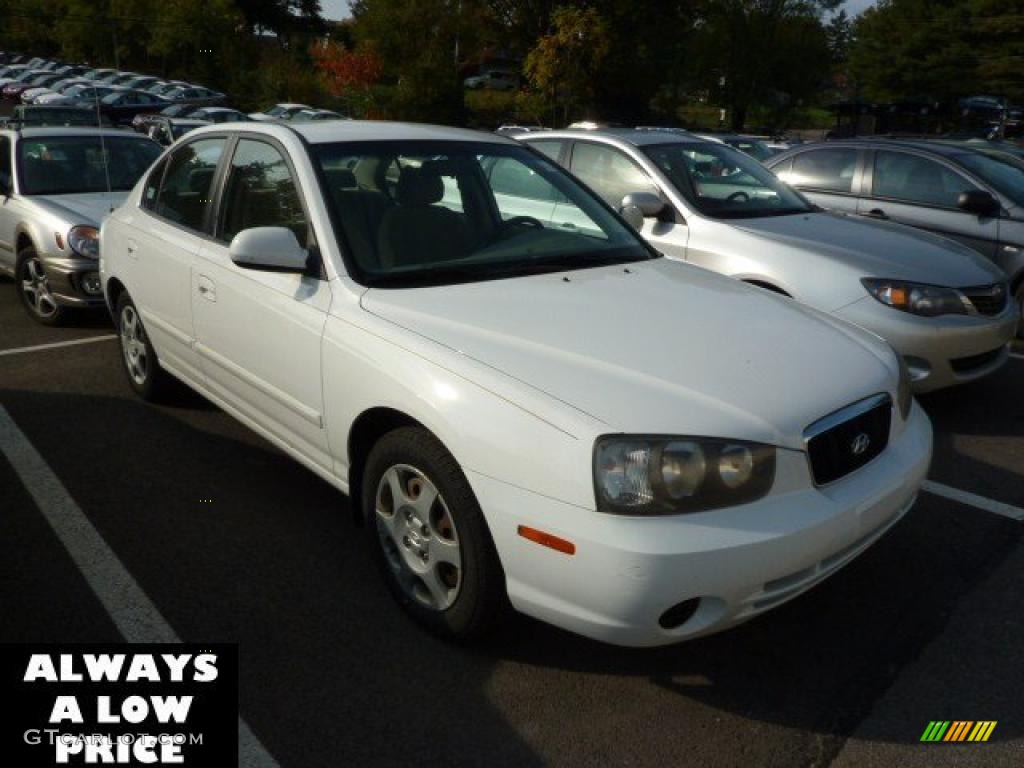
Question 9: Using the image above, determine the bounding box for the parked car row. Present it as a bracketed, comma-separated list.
[0, 50, 1015, 650]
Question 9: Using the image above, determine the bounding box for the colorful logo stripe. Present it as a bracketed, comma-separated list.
[920, 721, 996, 742]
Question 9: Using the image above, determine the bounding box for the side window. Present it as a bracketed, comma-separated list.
[872, 151, 977, 207]
[0, 137, 11, 190]
[488, 157, 560, 203]
[141, 157, 167, 210]
[781, 148, 859, 193]
[154, 138, 224, 231]
[570, 142, 659, 207]
[529, 140, 564, 164]
[219, 139, 308, 245]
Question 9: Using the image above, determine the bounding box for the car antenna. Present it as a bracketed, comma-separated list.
[92, 83, 115, 212]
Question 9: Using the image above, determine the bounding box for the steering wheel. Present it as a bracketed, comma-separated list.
[726, 191, 750, 203]
[500, 215, 545, 230]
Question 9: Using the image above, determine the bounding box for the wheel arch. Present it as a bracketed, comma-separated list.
[105, 276, 127, 316]
[347, 407, 431, 524]
[741, 278, 792, 297]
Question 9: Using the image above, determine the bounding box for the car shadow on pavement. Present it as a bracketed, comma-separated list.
[1, 386, 1020, 767]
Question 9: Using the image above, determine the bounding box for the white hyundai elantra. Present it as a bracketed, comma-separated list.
[100, 121, 932, 647]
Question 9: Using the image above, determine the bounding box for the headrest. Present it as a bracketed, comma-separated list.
[328, 168, 357, 189]
[396, 165, 444, 206]
[189, 167, 214, 193]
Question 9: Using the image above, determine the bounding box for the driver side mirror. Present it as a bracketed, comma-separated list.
[957, 190, 1000, 217]
[229, 227, 309, 272]
[619, 191, 667, 230]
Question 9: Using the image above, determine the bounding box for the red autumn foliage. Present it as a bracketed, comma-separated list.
[311, 41, 383, 96]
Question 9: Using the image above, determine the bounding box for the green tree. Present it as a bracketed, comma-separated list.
[969, 0, 1024, 103]
[523, 5, 611, 124]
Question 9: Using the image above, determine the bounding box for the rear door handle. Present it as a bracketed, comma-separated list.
[865, 208, 889, 220]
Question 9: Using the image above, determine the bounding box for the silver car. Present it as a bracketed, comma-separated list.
[519, 129, 1017, 391]
[0, 126, 161, 324]
[765, 139, 1024, 334]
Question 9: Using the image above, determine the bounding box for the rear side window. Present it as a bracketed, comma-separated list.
[781, 148, 859, 193]
[152, 138, 224, 231]
[218, 139, 309, 245]
[872, 151, 977, 207]
[141, 157, 167, 210]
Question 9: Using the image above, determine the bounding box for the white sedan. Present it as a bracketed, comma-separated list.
[99, 121, 932, 647]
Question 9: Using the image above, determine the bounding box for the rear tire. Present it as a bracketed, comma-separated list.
[17, 247, 66, 326]
[116, 291, 172, 401]
[363, 427, 506, 642]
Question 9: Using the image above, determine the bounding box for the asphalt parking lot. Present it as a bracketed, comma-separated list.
[2, 284, 1023, 767]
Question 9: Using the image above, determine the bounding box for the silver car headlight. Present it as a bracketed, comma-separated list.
[593, 436, 776, 515]
[862, 278, 966, 317]
[68, 225, 99, 259]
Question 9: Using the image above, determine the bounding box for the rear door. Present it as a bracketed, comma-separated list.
[122, 136, 227, 383]
[775, 146, 863, 214]
[860, 148, 1000, 258]
[0, 135, 15, 274]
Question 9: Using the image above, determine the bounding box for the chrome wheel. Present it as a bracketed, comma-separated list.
[120, 305, 149, 386]
[20, 258, 58, 319]
[375, 464, 462, 611]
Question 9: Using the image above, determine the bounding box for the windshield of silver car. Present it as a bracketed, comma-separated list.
[17, 136, 161, 195]
[313, 141, 654, 287]
[643, 142, 812, 219]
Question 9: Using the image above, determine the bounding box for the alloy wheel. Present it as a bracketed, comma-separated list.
[20, 258, 58, 319]
[120, 305, 149, 386]
[374, 464, 462, 611]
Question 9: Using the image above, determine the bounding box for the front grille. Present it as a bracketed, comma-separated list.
[804, 394, 892, 485]
[951, 346, 1005, 374]
[962, 283, 1008, 316]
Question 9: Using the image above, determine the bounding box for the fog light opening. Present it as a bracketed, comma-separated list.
[903, 355, 930, 382]
[81, 272, 102, 296]
[659, 598, 701, 630]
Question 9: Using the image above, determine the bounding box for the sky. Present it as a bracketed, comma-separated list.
[319, 0, 878, 22]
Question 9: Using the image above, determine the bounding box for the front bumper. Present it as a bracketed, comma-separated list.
[834, 296, 1017, 392]
[39, 253, 105, 308]
[469, 402, 933, 647]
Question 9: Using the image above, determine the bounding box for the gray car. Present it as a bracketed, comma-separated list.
[0, 127, 161, 324]
[519, 129, 1016, 391]
[765, 139, 1024, 333]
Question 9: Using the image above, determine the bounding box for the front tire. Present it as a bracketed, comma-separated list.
[116, 292, 172, 401]
[363, 427, 506, 641]
[17, 247, 66, 326]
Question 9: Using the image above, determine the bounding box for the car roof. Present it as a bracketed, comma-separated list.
[182, 120, 515, 146]
[522, 127, 710, 147]
[0, 126, 152, 139]
[780, 137, 979, 158]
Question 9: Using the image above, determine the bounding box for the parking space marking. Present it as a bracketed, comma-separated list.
[1010, 353, 1024, 361]
[0, 406, 280, 767]
[0, 334, 117, 357]
[923, 480, 1024, 522]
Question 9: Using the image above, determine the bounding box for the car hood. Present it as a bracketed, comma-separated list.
[731, 211, 1003, 287]
[32, 192, 127, 227]
[362, 258, 895, 450]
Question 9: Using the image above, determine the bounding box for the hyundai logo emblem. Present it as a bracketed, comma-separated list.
[851, 433, 871, 456]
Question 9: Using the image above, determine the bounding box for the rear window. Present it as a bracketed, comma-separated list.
[17, 136, 161, 195]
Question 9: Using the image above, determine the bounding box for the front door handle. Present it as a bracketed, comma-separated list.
[126, 240, 137, 259]
[197, 275, 216, 302]
[865, 208, 889, 220]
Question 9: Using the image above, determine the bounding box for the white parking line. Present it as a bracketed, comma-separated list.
[0, 334, 117, 357]
[0, 406, 280, 767]
[922, 480, 1024, 522]
[1010, 352, 1024, 361]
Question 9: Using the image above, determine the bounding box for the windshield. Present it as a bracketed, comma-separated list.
[17, 136, 161, 195]
[313, 141, 654, 287]
[956, 152, 1024, 208]
[643, 141, 812, 219]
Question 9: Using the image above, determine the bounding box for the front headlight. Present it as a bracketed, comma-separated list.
[862, 278, 966, 317]
[593, 436, 776, 515]
[68, 225, 99, 259]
